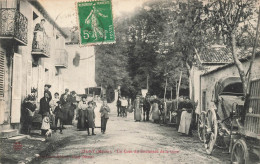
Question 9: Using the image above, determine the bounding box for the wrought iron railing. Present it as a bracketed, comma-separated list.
[55, 49, 68, 68]
[0, 8, 28, 45]
[32, 31, 50, 57]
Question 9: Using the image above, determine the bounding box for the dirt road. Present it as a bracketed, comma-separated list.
[40, 103, 230, 164]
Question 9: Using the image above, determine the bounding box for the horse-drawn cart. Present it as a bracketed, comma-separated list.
[198, 77, 260, 163]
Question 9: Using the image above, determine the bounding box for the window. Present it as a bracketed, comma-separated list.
[0, 50, 5, 98]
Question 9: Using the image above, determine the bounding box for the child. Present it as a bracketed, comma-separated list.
[54, 101, 63, 134]
[86, 101, 96, 136]
[41, 112, 51, 138]
[99, 100, 110, 134]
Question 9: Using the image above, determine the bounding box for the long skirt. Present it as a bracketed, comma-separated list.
[134, 107, 141, 121]
[178, 111, 192, 135]
[77, 109, 87, 130]
[152, 104, 160, 121]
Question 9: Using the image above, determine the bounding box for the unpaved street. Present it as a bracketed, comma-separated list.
[40, 103, 229, 164]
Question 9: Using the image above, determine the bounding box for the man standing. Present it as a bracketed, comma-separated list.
[39, 92, 51, 117]
[143, 94, 151, 121]
[116, 97, 121, 117]
[99, 100, 110, 134]
[121, 97, 128, 117]
[39, 92, 51, 135]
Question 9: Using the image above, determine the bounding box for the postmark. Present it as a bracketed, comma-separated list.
[13, 142, 23, 151]
[76, 0, 115, 46]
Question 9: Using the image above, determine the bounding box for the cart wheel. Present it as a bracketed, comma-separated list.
[204, 109, 218, 155]
[198, 111, 206, 142]
[231, 139, 249, 164]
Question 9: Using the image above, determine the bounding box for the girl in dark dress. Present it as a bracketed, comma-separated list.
[54, 101, 64, 134]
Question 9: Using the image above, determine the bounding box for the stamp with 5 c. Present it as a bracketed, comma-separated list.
[76, 0, 115, 46]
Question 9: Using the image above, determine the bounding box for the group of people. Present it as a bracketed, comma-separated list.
[116, 94, 165, 123]
[77, 94, 111, 135]
[39, 85, 77, 136]
[22, 83, 112, 138]
[117, 93, 194, 137]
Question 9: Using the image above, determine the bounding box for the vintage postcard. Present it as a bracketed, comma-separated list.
[0, 0, 259, 163]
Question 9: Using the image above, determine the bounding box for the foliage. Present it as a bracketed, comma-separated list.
[95, 0, 259, 100]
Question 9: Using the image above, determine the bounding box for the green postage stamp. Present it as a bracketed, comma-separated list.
[76, 0, 115, 46]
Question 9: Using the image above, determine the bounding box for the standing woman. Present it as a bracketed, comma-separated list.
[150, 96, 160, 123]
[77, 95, 88, 130]
[61, 94, 70, 124]
[86, 101, 96, 135]
[133, 95, 142, 122]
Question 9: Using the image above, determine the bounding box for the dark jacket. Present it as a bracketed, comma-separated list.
[117, 99, 121, 107]
[143, 99, 151, 111]
[39, 97, 50, 115]
[54, 106, 63, 119]
[100, 105, 110, 119]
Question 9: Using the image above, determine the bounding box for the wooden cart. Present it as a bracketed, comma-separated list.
[197, 77, 260, 163]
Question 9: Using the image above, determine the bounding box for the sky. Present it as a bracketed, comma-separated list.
[39, 0, 149, 28]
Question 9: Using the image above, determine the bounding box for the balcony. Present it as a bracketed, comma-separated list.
[0, 8, 28, 46]
[55, 49, 68, 68]
[32, 31, 50, 58]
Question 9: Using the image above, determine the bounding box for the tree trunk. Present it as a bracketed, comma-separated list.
[230, 31, 247, 97]
[176, 71, 183, 109]
[164, 77, 167, 102]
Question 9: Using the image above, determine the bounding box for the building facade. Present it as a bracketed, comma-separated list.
[199, 52, 260, 115]
[0, 0, 68, 133]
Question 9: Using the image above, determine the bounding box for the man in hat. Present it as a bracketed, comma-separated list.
[44, 84, 52, 101]
[143, 93, 151, 121]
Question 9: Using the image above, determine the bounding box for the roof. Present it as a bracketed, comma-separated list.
[201, 49, 260, 76]
[198, 46, 260, 64]
[29, 1, 68, 38]
[199, 47, 232, 64]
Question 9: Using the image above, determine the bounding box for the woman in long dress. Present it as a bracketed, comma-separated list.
[133, 95, 141, 122]
[86, 101, 96, 135]
[151, 98, 160, 123]
[77, 95, 88, 130]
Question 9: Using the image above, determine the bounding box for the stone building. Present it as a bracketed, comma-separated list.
[0, 0, 68, 136]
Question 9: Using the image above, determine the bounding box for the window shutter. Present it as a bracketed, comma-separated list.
[11, 53, 22, 123]
[27, 60, 32, 95]
[0, 50, 5, 98]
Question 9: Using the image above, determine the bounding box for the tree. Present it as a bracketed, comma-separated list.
[205, 0, 259, 97]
